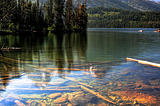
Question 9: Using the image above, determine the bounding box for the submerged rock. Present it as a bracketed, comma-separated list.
[85, 93, 97, 102]
[48, 93, 61, 99]
[29, 100, 46, 106]
[0, 95, 28, 106]
[53, 96, 68, 104]
[109, 96, 116, 100]
[109, 90, 158, 105]
[30, 101, 39, 106]
[68, 94, 88, 105]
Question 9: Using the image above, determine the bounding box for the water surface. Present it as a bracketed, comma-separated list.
[0, 28, 160, 105]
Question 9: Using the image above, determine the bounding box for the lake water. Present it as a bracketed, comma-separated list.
[0, 28, 160, 105]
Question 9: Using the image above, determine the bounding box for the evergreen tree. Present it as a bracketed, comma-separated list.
[53, 0, 65, 32]
[45, 0, 54, 26]
[65, 0, 73, 31]
[25, 0, 32, 30]
[0, 0, 88, 32]
[37, 0, 39, 9]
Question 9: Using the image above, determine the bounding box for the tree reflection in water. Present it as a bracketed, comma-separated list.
[1, 32, 160, 105]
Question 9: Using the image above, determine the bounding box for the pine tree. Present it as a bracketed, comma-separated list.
[25, 0, 32, 30]
[45, 0, 54, 26]
[37, 0, 39, 9]
[53, 0, 65, 32]
[65, 0, 73, 31]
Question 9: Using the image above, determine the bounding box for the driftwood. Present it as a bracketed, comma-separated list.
[0, 74, 23, 80]
[126, 57, 160, 68]
[64, 76, 116, 104]
[0, 56, 25, 64]
[1, 47, 21, 51]
[1, 63, 8, 71]
[80, 85, 116, 105]
[48, 68, 89, 71]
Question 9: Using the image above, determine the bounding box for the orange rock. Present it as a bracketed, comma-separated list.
[117, 83, 122, 87]
[109, 96, 116, 100]
[108, 82, 112, 85]
[109, 90, 158, 105]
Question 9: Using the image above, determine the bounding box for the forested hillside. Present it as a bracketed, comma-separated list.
[88, 7, 160, 28]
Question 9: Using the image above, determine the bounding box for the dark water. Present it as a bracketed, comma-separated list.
[0, 28, 160, 106]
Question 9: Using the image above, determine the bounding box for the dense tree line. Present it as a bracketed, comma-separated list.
[88, 7, 160, 28]
[0, 0, 88, 33]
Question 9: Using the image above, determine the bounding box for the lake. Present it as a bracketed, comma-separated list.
[0, 28, 160, 105]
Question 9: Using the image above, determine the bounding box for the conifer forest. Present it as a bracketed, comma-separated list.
[0, 0, 88, 33]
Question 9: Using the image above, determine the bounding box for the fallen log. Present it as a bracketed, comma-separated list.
[0, 56, 25, 64]
[63, 76, 116, 104]
[126, 57, 160, 67]
[80, 85, 116, 104]
[1, 63, 8, 71]
[48, 67, 89, 71]
[1, 47, 21, 51]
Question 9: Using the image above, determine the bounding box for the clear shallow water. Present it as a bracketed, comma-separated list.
[0, 28, 160, 105]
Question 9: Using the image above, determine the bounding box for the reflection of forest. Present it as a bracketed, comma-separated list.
[0, 32, 88, 88]
[47, 32, 88, 69]
[0, 56, 21, 89]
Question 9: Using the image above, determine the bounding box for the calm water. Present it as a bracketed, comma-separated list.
[0, 28, 160, 105]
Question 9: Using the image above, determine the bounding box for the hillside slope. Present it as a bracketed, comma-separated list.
[120, 0, 160, 11]
[87, 7, 160, 28]
[31, 0, 160, 11]
[75, 0, 160, 11]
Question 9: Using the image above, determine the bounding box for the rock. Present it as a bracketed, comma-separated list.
[53, 96, 68, 104]
[0, 95, 28, 106]
[109, 82, 112, 85]
[40, 101, 46, 106]
[133, 100, 137, 104]
[61, 93, 68, 98]
[85, 93, 97, 102]
[43, 97, 47, 99]
[30, 101, 39, 106]
[109, 96, 116, 100]
[48, 93, 61, 99]
[42, 100, 47, 104]
[47, 99, 52, 102]
[14, 100, 25, 106]
[68, 95, 88, 105]
[26, 100, 33, 104]
[117, 83, 122, 87]
[109, 90, 158, 105]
